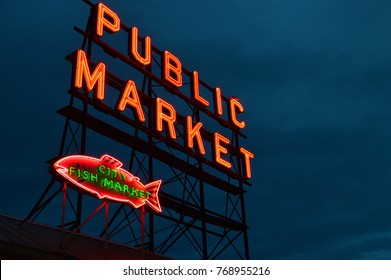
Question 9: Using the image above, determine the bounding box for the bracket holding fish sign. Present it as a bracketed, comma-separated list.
[53, 154, 162, 213]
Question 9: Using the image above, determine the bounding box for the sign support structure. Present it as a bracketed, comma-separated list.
[24, 0, 253, 260]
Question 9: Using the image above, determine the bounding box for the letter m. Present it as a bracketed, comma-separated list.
[101, 178, 114, 189]
[74, 49, 106, 100]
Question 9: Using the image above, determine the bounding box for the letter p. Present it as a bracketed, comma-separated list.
[95, 3, 120, 36]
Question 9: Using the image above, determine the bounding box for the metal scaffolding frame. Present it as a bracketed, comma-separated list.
[24, 0, 251, 260]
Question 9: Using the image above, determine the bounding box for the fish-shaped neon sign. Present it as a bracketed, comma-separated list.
[54, 154, 162, 212]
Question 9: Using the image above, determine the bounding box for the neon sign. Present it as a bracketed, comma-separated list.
[54, 154, 162, 212]
[71, 2, 255, 180]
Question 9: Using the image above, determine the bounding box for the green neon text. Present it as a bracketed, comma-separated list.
[97, 165, 127, 181]
[69, 167, 98, 183]
[101, 178, 150, 199]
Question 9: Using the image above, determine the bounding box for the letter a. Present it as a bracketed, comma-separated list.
[117, 80, 146, 122]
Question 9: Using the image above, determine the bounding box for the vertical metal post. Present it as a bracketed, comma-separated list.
[147, 63, 155, 253]
[148, 155, 154, 252]
[61, 183, 67, 231]
[74, 193, 83, 231]
[141, 205, 145, 259]
[74, 20, 93, 231]
[199, 179, 208, 259]
[235, 132, 250, 259]
[105, 201, 109, 257]
[195, 108, 208, 259]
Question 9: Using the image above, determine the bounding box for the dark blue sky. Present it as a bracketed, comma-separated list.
[1, 0, 391, 259]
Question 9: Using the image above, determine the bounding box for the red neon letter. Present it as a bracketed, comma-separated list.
[191, 71, 209, 107]
[213, 132, 232, 169]
[129, 27, 151, 66]
[156, 98, 176, 139]
[213, 87, 223, 116]
[95, 3, 120, 36]
[240, 147, 254, 179]
[186, 116, 206, 155]
[74, 49, 106, 100]
[162, 51, 182, 87]
[229, 98, 245, 129]
[117, 80, 145, 122]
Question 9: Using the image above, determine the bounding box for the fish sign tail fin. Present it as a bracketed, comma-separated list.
[145, 180, 162, 212]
